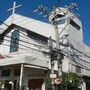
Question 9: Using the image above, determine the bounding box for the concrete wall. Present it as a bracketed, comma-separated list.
[0, 65, 47, 89]
[0, 12, 90, 77]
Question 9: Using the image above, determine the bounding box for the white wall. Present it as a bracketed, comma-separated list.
[0, 12, 90, 76]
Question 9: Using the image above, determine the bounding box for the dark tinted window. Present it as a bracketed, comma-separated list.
[14, 69, 20, 76]
[10, 30, 20, 52]
[76, 66, 81, 73]
[27, 30, 48, 44]
[70, 19, 80, 30]
[1, 69, 10, 77]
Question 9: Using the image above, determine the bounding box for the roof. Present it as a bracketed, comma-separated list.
[0, 54, 49, 69]
[0, 13, 56, 40]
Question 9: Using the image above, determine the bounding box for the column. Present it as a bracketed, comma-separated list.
[81, 81, 86, 90]
[19, 64, 24, 90]
[41, 82, 45, 90]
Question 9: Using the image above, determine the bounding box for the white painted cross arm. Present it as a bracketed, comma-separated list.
[7, 1, 22, 14]
[7, 1, 22, 21]
[7, 4, 22, 12]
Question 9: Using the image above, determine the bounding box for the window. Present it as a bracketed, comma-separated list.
[10, 30, 20, 52]
[14, 69, 20, 76]
[52, 14, 65, 24]
[27, 30, 48, 44]
[57, 18, 65, 24]
[76, 66, 81, 73]
[70, 19, 80, 30]
[1, 69, 10, 77]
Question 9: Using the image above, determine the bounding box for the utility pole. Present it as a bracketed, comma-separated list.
[35, 3, 79, 89]
[19, 64, 24, 90]
[50, 16, 62, 77]
[49, 36, 55, 90]
[35, 6, 64, 88]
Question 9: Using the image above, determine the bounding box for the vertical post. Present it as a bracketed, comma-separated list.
[12, 1, 16, 19]
[51, 23, 62, 77]
[49, 37, 55, 90]
[41, 82, 45, 90]
[54, 24, 60, 50]
[7, 1, 22, 21]
[9, 81, 14, 90]
[19, 64, 24, 90]
[81, 81, 86, 90]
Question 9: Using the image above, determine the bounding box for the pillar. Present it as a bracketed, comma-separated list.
[81, 81, 86, 90]
[19, 64, 24, 90]
[41, 82, 45, 90]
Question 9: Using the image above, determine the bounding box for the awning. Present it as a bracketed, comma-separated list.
[0, 55, 49, 69]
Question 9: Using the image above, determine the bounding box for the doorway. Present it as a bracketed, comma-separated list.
[28, 79, 44, 90]
[4, 80, 12, 90]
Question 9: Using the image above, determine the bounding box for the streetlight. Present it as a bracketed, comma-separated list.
[9, 81, 14, 90]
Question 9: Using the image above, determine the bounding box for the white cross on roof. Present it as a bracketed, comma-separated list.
[7, 1, 22, 21]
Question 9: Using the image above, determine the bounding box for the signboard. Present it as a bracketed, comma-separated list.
[50, 74, 57, 78]
[54, 78, 62, 85]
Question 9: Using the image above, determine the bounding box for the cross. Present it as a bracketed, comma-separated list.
[7, 1, 22, 20]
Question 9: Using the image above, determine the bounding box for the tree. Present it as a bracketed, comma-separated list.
[62, 72, 82, 88]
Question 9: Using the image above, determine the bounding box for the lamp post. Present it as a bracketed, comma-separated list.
[9, 81, 14, 90]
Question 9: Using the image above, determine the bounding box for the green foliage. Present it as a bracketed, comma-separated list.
[0, 81, 3, 89]
[62, 72, 82, 87]
[45, 78, 52, 88]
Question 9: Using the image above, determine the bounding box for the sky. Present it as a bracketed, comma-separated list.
[0, 0, 90, 46]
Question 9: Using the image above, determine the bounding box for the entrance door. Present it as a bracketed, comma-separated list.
[86, 82, 90, 90]
[14, 80, 17, 90]
[28, 79, 44, 90]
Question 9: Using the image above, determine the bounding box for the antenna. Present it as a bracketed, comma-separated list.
[65, 2, 80, 18]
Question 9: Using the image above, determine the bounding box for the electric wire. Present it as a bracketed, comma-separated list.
[3, 34, 90, 70]
[3, 38, 90, 70]
[0, 19, 49, 49]
[3, 11, 40, 24]
[5, 35, 49, 49]
[1, 20, 90, 59]
[2, 43, 47, 59]
[1, 13, 90, 66]
[59, 21, 70, 36]
[66, 40, 90, 63]
[4, 38, 45, 53]
[2, 43, 29, 51]
[0, 3, 90, 71]
[61, 49, 90, 70]
[4, 32, 90, 63]
[12, 14, 48, 26]
[68, 41, 90, 58]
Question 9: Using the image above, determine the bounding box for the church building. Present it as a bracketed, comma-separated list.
[0, 6, 90, 90]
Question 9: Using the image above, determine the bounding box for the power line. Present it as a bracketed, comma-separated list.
[69, 42, 90, 58]
[0, 18, 49, 48]
[3, 32, 90, 70]
[4, 38, 47, 53]
[2, 43, 47, 60]
[2, 43, 29, 52]
[1, 18, 90, 60]
[6, 34, 88, 62]
[3, 39, 90, 70]
[59, 22, 70, 36]
[12, 13, 46, 25]
[61, 49, 90, 70]
[1, 8, 90, 67]
[5, 35, 48, 49]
